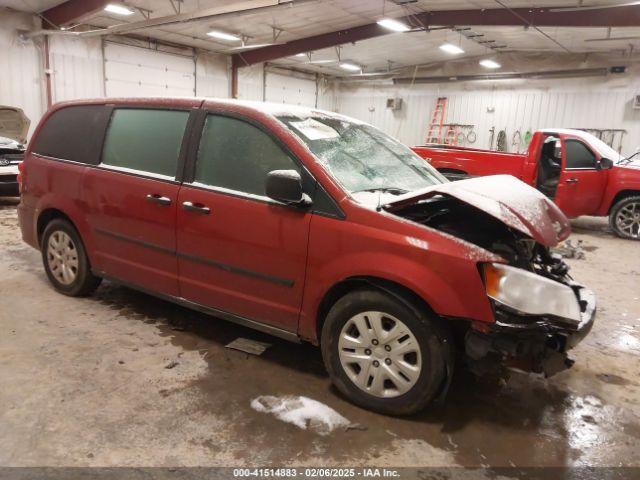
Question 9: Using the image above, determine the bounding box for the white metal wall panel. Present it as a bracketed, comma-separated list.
[336, 73, 640, 157]
[49, 36, 104, 102]
[265, 71, 317, 107]
[0, 11, 44, 139]
[237, 64, 265, 101]
[104, 42, 195, 98]
[195, 53, 229, 98]
[316, 77, 338, 112]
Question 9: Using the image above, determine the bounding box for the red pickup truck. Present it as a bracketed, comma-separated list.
[413, 129, 640, 240]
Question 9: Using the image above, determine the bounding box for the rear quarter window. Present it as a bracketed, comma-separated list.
[31, 105, 111, 165]
[101, 109, 189, 178]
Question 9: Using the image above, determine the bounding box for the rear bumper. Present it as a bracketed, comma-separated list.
[465, 285, 596, 377]
[17, 203, 38, 249]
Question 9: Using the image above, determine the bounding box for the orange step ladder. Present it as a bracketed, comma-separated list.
[425, 97, 447, 144]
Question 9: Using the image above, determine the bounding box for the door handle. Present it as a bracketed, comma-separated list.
[146, 194, 172, 205]
[182, 201, 210, 214]
[566, 178, 579, 184]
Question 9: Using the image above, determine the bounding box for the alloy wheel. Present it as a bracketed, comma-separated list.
[338, 311, 422, 398]
[615, 201, 640, 239]
[46, 230, 79, 285]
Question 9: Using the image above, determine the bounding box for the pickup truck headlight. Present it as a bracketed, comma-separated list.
[482, 263, 581, 323]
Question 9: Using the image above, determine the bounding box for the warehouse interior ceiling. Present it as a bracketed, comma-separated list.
[4, 0, 640, 79]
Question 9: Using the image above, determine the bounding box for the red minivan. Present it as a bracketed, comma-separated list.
[18, 98, 595, 414]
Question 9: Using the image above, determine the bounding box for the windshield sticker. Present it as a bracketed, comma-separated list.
[289, 118, 339, 141]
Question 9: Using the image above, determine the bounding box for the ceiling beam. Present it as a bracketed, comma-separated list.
[232, 5, 640, 67]
[41, 0, 111, 28]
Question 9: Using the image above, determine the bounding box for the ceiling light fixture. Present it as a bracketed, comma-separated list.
[104, 3, 135, 16]
[339, 62, 362, 72]
[480, 59, 501, 69]
[207, 30, 241, 42]
[377, 18, 410, 32]
[439, 43, 464, 55]
[295, 53, 307, 57]
[228, 43, 276, 51]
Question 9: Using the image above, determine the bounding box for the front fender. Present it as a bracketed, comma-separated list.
[597, 168, 640, 216]
[298, 214, 497, 342]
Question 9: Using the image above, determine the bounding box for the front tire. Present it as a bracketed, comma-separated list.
[609, 196, 640, 240]
[321, 289, 450, 415]
[41, 219, 102, 296]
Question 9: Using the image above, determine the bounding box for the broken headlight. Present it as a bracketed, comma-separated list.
[481, 263, 581, 324]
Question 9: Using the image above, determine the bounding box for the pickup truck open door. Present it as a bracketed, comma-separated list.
[554, 133, 609, 218]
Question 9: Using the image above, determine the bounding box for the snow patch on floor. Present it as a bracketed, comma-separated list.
[251, 395, 350, 435]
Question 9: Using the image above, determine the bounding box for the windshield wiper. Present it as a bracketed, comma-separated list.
[352, 187, 409, 195]
[619, 152, 639, 165]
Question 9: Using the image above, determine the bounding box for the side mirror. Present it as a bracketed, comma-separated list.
[598, 158, 614, 170]
[265, 170, 311, 206]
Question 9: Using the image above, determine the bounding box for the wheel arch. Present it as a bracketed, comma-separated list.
[37, 208, 74, 247]
[608, 189, 640, 214]
[315, 276, 439, 345]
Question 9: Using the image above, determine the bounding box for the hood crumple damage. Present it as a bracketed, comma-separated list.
[383, 175, 570, 247]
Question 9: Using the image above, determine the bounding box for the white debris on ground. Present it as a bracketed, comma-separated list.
[553, 239, 586, 259]
[250, 395, 351, 436]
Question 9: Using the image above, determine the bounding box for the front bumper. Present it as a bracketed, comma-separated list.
[0, 174, 18, 196]
[465, 285, 596, 377]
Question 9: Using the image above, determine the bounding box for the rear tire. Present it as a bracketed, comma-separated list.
[609, 196, 640, 240]
[41, 219, 102, 296]
[321, 289, 450, 415]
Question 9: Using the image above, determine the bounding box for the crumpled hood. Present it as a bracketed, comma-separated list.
[383, 175, 571, 247]
[0, 106, 30, 144]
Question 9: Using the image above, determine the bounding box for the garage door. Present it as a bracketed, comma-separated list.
[104, 42, 195, 98]
[264, 71, 317, 107]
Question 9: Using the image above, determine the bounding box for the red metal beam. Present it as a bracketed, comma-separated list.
[42, 0, 111, 28]
[233, 5, 640, 67]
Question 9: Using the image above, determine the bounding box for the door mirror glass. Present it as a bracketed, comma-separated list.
[599, 157, 614, 170]
[266, 170, 310, 206]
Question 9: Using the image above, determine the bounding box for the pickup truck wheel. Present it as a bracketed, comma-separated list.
[42, 219, 102, 296]
[321, 289, 449, 415]
[609, 196, 640, 240]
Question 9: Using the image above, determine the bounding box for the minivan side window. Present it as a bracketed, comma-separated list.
[101, 109, 189, 178]
[195, 114, 299, 197]
[565, 140, 597, 170]
[31, 105, 112, 165]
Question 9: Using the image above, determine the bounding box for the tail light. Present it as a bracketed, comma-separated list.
[17, 161, 24, 194]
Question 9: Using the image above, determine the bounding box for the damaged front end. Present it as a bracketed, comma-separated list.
[469, 263, 595, 378]
[384, 175, 596, 378]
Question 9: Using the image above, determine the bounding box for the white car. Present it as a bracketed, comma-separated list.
[0, 106, 30, 196]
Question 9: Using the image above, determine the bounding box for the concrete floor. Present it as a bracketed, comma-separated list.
[1, 197, 639, 468]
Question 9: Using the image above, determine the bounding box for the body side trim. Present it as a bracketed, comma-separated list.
[94, 227, 294, 287]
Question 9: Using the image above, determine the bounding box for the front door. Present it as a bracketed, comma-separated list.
[83, 106, 192, 296]
[176, 112, 312, 332]
[555, 134, 608, 218]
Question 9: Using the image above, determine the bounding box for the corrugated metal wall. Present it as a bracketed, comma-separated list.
[3, 9, 637, 155]
[0, 11, 45, 138]
[49, 35, 104, 101]
[237, 64, 265, 101]
[0, 9, 332, 138]
[196, 53, 230, 98]
[337, 74, 640, 157]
